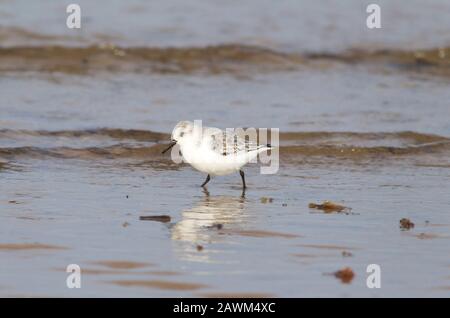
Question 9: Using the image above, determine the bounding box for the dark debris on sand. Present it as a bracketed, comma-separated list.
[342, 251, 353, 257]
[399, 218, 415, 230]
[207, 223, 223, 230]
[139, 215, 171, 223]
[309, 201, 352, 214]
[260, 197, 274, 204]
[333, 267, 355, 284]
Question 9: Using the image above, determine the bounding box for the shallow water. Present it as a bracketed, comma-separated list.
[1, 1, 450, 297]
[3, 0, 450, 51]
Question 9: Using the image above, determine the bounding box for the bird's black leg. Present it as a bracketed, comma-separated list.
[240, 187, 246, 198]
[239, 170, 247, 189]
[201, 174, 211, 187]
[202, 187, 210, 197]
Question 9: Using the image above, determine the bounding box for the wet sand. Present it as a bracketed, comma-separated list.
[1, 1, 450, 297]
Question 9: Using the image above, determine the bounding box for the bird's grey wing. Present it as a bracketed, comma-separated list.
[207, 129, 262, 156]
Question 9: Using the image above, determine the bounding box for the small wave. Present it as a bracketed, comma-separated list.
[1, 44, 450, 76]
[279, 131, 449, 146]
[1, 129, 449, 160]
[280, 142, 450, 157]
[0, 128, 169, 142]
[0, 144, 166, 160]
[2, 128, 446, 144]
[305, 47, 450, 69]
[1, 143, 448, 160]
[0, 44, 300, 75]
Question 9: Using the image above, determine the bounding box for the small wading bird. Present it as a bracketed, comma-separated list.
[162, 121, 272, 189]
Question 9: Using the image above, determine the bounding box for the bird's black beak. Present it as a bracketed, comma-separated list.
[162, 140, 177, 154]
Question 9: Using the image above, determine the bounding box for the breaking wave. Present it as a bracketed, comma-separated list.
[1, 44, 450, 76]
[1, 129, 449, 160]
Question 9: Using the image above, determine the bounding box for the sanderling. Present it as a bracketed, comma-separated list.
[162, 121, 272, 189]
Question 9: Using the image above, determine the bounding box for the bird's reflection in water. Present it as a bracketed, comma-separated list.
[171, 189, 247, 262]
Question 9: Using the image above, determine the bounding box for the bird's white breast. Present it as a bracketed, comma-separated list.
[180, 140, 253, 176]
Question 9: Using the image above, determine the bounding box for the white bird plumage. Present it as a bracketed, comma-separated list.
[162, 121, 271, 188]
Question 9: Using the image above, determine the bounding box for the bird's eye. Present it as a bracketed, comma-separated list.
[180, 132, 185, 137]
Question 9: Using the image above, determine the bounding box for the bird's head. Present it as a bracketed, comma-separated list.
[162, 121, 194, 154]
